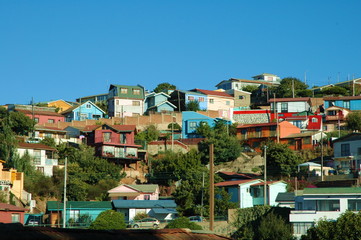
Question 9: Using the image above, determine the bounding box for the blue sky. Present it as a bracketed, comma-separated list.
[1, 1, 360, 105]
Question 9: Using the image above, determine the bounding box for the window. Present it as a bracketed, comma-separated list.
[198, 97, 204, 102]
[36, 167, 44, 174]
[343, 100, 350, 109]
[34, 118, 39, 123]
[311, 118, 318, 123]
[45, 133, 52, 138]
[357, 148, 361, 156]
[239, 96, 244, 99]
[341, 143, 350, 156]
[86, 104, 91, 109]
[348, 200, 361, 211]
[69, 210, 80, 222]
[316, 200, 340, 211]
[144, 195, 150, 200]
[293, 223, 314, 235]
[120, 134, 127, 144]
[45, 150, 53, 159]
[103, 132, 112, 142]
[226, 101, 230, 105]
[132, 101, 140, 106]
[188, 96, 195, 101]
[133, 89, 140, 95]
[189, 121, 197, 131]
[48, 119, 55, 123]
[281, 103, 288, 113]
[209, 99, 214, 104]
[303, 137, 311, 145]
[80, 113, 87, 120]
[93, 114, 100, 120]
[328, 101, 335, 106]
[33, 150, 41, 165]
[121, 88, 128, 94]
[11, 213, 20, 223]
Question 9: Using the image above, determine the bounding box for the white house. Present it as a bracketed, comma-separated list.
[16, 143, 58, 177]
[108, 184, 159, 201]
[269, 97, 312, 113]
[290, 187, 361, 238]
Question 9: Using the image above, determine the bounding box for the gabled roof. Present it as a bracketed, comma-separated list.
[275, 192, 295, 202]
[145, 92, 171, 98]
[147, 101, 177, 110]
[61, 101, 105, 115]
[191, 89, 233, 98]
[47, 201, 112, 211]
[332, 133, 361, 143]
[303, 187, 361, 195]
[17, 142, 56, 151]
[112, 200, 176, 209]
[0, 203, 28, 212]
[107, 124, 137, 132]
[215, 179, 261, 187]
[81, 125, 102, 132]
[15, 109, 64, 117]
[108, 184, 158, 194]
[268, 97, 311, 103]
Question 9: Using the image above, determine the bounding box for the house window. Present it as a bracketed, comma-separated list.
[69, 210, 80, 222]
[303, 137, 311, 145]
[33, 150, 41, 165]
[103, 132, 112, 142]
[86, 104, 91, 109]
[343, 100, 350, 109]
[133, 89, 140, 95]
[348, 200, 361, 211]
[198, 97, 204, 102]
[93, 114, 101, 120]
[45, 133, 52, 138]
[121, 88, 128, 94]
[357, 148, 361, 156]
[226, 101, 230, 105]
[144, 195, 150, 200]
[341, 143, 350, 156]
[328, 101, 335, 107]
[11, 213, 20, 223]
[209, 99, 214, 104]
[189, 121, 197, 130]
[34, 118, 39, 123]
[132, 101, 140, 106]
[239, 96, 244, 99]
[48, 119, 55, 123]
[293, 223, 314, 236]
[281, 103, 288, 113]
[80, 113, 87, 120]
[120, 134, 127, 144]
[45, 150, 53, 159]
[188, 96, 195, 101]
[316, 200, 340, 211]
[311, 118, 318, 123]
[37, 167, 44, 174]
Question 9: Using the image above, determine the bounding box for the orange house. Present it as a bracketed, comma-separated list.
[47, 99, 74, 112]
[237, 121, 315, 151]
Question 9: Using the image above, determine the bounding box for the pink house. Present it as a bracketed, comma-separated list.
[7, 104, 64, 124]
[0, 203, 28, 224]
[108, 184, 159, 201]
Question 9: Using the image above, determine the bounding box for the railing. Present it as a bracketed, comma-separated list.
[326, 115, 344, 121]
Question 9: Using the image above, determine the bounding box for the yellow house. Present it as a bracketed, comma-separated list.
[0, 160, 24, 200]
[47, 99, 74, 113]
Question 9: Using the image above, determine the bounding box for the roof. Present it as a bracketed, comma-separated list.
[282, 132, 319, 139]
[217, 171, 260, 179]
[303, 187, 361, 195]
[108, 124, 137, 132]
[178, 90, 207, 96]
[237, 122, 276, 129]
[251, 181, 285, 187]
[35, 126, 67, 133]
[0, 225, 232, 240]
[47, 201, 112, 211]
[275, 192, 295, 202]
[109, 184, 158, 194]
[17, 142, 56, 151]
[331, 133, 361, 143]
[147, 101, 177, 110]
[15, 109, 64, 117]
[268, 97, 311, 103]
[61, 101, 105, 115]
[252, 73, 279, 78]
[152, 208, 178, 214]
[215, 179, 260, 187]
[0, 203, 28, 212]
[324, 96, 361, 101]
[298, 162, 321, 167]
[230, 78, 280, 85]
[191, 89, 233, 98]
[112, 200, 177, 209]
[81, 125, 102, 132]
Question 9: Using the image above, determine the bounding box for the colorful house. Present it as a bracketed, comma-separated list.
[269, 97, 312, 114]
[47, 99, 74, 112]
[7, 104, 65, 124]
[47, 201, 112, 227]
[324, 106, 350, 132]
[0, 203, 28, 224]
[144, 92, 176, 114]
[107, 84, 145, 117]
[62, 101, 105, 122]
[0, 160, 24, 201]
[324, 95, 361, 110]
[108, 184, 159, 201]
[169, 90, 208, 111]
[16, 143, 58, 177]
[33, 125, 67, 144]
[112, 200, 177, 222]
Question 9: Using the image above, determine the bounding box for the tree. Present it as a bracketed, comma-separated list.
[275, 77, 308, 98]
[89, 210, 126, 230]
[186, 100, 200, 111]
[165, 217, 202, 230]
[95, 100, 108, 115]
[197, 121, 241, 165]
[257, 212, 293, 240]
[168, 122, 181, 131]
[9, 111, 35, 136]
[40, 137, 57, 148]
[321, 86, 348, 96]
[301, 211, 361, 240]
[346, 111, 361, 132]
[135, 125, 160, 143]
[264, 142, 302, 177]
[153, 82, 177, 93]
[242, 85, 259, 94]
[0, 116, 18, 167]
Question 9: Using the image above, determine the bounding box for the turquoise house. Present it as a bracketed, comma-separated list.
[47, 201, 112, 227]
[324, 96, 361, 110]
[144, 92, 177, 114]
[62, 101, 106, 122]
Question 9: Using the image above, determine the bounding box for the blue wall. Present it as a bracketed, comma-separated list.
[324, 99, 361, 110]
[184, 92, 208, 110]
[66, 102, 104, 121]
[181, 111, 216, 139]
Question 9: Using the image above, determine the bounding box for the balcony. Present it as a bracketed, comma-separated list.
[325, 115, 344, 121]
[45, 159, 58, 166]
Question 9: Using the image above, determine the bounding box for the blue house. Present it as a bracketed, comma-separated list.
[324, 96, 361, 110]
[144, 92, 177, 114]
[47, 201, 112, 227]
[169, 90, 208, 111]
[182, 111, 216, 139]
[112, 200, 177, 222]
[62, 101, 106, 122]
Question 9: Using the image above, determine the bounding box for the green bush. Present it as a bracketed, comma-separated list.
[89, 210, 126, 230]
[165, 217, 202, 230]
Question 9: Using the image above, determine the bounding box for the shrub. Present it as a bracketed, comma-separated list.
[165, 217, 202, 230]
[89, 210, 126, 230]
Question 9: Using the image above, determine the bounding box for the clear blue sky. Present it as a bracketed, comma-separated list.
[1, 1, 360, 105]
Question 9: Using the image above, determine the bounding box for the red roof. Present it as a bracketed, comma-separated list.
[251, 181, 282, 186]
[82, 125, 102, 132]
[237, 122, 276, 129]
[215, 179, 260, 187]
[16, 109, 64, 117]
[323, 96, 361, 101]
[17, 142, 57, 151]
[110, 125, 136, 132]
[268, 97, 311, 103]
[192, 89, 233, 98]
[0, 203, 28, 212]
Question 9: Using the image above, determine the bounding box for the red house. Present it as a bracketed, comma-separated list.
[0, 203, 28, 224]
[7, 104, 64, 124]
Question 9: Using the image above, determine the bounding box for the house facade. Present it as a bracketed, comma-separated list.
[112, 200, 177, 222]
[47, 100, 74, 113]
[62, 101, 105, 122]
[0, 160, 24, 201]
[16, 143, 58, 177]
[108, 184, 159, 201]
[76, 93, 109, 104]
[7, 104, 65, 124]
[47, 201, 112, 227]
[324, 106, 350, 132]
[324, 96, 361, 110]
[225, 89, 251, 108]
[34, 126, 67, 144]
[269, 97, 312, 114]
[290, 187, 361, 238]
[144, 92, 176, 114]
[108, 84, 145, 117]
[169, 90, 208, 112]
[0, 203, 28, 224]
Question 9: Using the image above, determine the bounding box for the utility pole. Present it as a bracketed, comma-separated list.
[274, 94, 279, 143]
[209, 144, 214, 231]
[201, 172, 205, 219]
[292, 79, 295, 98]
[62, 157, 68, 228]
[263, 145, 267, 206]
[321, 121, 324, 181]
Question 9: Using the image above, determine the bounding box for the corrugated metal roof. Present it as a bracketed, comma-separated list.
[17, 143, 57, 151]
[112, 200, 176, 209]
[0, 203, 28, 212]
[47, 201, 112, 211]
[276, 192, 295, 202]
[303, 187, 361, 195]
[215, 179, 260, 187]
